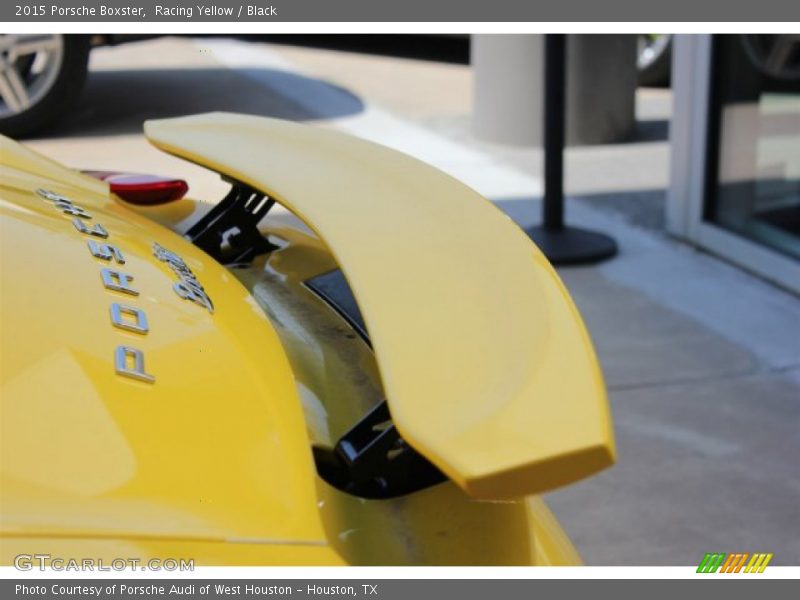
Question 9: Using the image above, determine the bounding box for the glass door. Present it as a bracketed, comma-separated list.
[706, 35, 800, 261]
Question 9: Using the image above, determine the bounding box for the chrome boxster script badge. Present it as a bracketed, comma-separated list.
[153, 242, 214, 313]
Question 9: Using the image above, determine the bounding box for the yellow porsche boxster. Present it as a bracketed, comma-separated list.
[0, 113, 614, 566]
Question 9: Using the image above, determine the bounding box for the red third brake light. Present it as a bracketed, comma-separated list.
[83, 171, 189, 205]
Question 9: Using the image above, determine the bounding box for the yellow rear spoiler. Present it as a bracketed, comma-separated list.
[144, 113, 615, 499]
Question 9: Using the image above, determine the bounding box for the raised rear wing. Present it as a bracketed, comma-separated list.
[145, 113, 615, 498]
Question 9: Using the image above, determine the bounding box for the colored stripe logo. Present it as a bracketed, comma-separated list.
[697, 552, 773, 573]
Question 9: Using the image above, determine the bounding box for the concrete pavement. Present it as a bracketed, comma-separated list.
[24, 36, 800, 566]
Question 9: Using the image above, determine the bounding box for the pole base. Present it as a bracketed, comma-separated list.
[526, 225, 618, 266]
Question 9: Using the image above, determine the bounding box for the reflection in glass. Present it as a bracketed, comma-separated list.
[709, 35, 800, 260]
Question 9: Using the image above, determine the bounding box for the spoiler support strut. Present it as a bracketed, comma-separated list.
[186, 182, 278, 264]
[314, 401, 446, 499]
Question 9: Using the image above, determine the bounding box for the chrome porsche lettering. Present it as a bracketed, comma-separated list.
[110, 303, 149, 334]
[73, 218, 108, 238]
[35, 188, 69, 203]
[36, 189, 92, 219]
[115, 346, 155, 383]
[55, 200, 92, 219]
[153, 242, 214, 313]
[36, 189, 154, 384]
[87, 240, 126, 264]
[101, 268, 139, 296]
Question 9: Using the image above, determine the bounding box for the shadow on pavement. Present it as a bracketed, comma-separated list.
[494, 188, 667, 233]
[36, 67, 365, 139]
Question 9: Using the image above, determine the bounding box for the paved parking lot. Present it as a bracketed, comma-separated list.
[23, 36, 800, 565]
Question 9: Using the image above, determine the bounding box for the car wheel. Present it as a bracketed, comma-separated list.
[0, 34, 90, 138]
[740, 34, 800, 82]
[637, 34, 672, 87]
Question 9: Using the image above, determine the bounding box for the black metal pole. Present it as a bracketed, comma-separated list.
[543, 34, 565, 230]
[526, 35, 617, 265]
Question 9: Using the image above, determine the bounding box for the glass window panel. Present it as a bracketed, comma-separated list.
[708, 35, 800, 261]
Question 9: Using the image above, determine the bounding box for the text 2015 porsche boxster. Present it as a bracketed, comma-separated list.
[0, 113, 614, 565]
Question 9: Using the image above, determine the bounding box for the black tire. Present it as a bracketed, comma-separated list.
[637, 34, 672, 88]
[740, 34, 800, 82]
[0, 35, 91, 138]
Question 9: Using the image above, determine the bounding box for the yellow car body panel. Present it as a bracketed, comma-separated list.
[0, 137, 327, 547]
[224, 223, 580, 565]
[145, 113, 615, 499]
[1, 538, 346, 567]
[0, 117, 603, 565]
